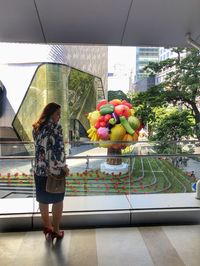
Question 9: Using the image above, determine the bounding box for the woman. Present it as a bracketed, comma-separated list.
[32, 102, 69, 240]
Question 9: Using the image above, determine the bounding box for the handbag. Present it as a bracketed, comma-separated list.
[46, 169, 66, 194]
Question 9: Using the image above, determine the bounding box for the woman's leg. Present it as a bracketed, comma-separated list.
[39, 203, 52, 229]
[52, 201, 63, 233]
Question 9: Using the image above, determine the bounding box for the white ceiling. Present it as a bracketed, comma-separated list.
[0, 0, 200, 47]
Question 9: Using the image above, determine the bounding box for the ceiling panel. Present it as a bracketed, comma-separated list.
[35, 0, 132, 44]
[0, 0, 199, 47]
[0, 0, 44, 43]
[122, 0, 200, 47]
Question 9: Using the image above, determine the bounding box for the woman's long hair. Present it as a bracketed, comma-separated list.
[32, 102, 61, 132]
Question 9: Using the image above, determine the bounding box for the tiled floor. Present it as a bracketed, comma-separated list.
[1, 225, 200, 266]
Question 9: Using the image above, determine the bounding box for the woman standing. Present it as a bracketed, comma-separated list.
[32, 102, 69, 240]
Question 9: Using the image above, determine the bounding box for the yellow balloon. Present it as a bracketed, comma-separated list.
[110, 124, 126, 141]
[87, 110, 101, 126]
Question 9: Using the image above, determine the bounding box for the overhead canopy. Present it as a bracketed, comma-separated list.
[0, 0, 200, 47]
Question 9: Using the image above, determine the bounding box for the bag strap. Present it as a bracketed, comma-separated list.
[47, 129, 53, 175]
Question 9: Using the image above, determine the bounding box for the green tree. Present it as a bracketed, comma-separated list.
[128, 88, 165, 137]
[149, 107, 194, 154]
[152, 107, 194, 141]
[129, 48, 200, 139]
[108, 90, 128, 101]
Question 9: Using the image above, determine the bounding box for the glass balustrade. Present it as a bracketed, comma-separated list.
[0, 140, 200, 216]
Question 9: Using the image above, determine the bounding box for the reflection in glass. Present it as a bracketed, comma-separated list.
[12, 63, 104, 145]
[0, 158, 33, 199]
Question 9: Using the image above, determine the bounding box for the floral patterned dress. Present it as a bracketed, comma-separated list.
[33, 120, 66, 203]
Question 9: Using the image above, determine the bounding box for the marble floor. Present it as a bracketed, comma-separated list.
[1, 225, 200, 266]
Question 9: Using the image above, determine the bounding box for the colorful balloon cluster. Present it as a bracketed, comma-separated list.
[87, 99, 143, 149]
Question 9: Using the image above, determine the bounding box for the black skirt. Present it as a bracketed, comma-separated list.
[34, 174, 65, 204]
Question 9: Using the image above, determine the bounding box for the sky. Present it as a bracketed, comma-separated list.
[108, 46, 136, 93]
[0, 43, 50, 63]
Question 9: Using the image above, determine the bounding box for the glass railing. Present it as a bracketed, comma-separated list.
[1, 140, 200, 215]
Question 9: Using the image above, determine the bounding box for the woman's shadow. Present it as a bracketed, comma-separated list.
[45, 238, 69, 265]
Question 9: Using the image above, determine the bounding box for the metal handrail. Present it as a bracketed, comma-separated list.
[0, 139, 200, 145]
[0, 139, 200, 159]
[0, 153, 200, 160]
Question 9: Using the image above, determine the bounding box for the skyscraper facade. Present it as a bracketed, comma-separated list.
[156, 47, 177, 84]
[135, 47, 159, 82]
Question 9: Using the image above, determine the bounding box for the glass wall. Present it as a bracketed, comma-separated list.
[1, 62, 200, 219]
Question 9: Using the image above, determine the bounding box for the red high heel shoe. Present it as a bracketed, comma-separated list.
[51, 230, 64, 241]
[43, 227, 52, 240]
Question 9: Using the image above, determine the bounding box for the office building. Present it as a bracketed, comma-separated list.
[135, 47, 159, 82]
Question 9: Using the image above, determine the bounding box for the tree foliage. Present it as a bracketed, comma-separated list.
[152, 107, 194, 141]
[108, 90, 128, 101]
[129, 47, 200, 139]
